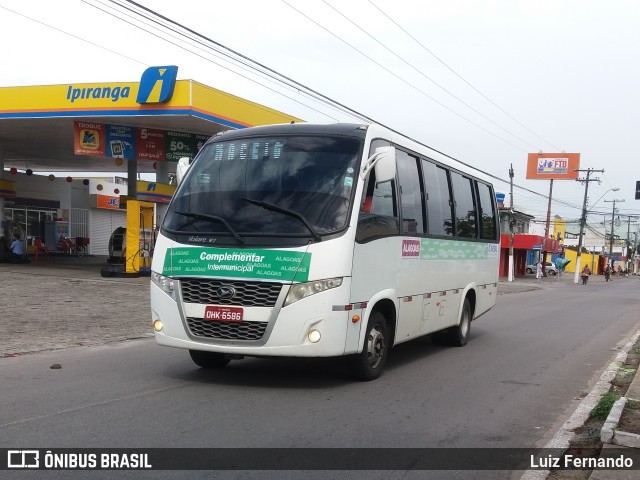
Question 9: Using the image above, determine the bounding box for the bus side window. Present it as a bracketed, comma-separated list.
[476, 181, 498, 240]
[396, 150, 425, 234]
[422, 160, 454, 237]
[450, 171, 478, 238]
[356, 169, 399, 242]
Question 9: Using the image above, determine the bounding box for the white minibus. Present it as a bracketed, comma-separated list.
[151, 123, 500, 380]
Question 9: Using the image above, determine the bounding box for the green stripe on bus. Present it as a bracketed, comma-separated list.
[162, 247, 311, 281]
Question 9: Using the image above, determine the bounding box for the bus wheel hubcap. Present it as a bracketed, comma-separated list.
[367, 325, 385, 369]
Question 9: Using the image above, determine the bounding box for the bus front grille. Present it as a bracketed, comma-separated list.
[186, 317, 267, 341]
[180, 279, 282, 307]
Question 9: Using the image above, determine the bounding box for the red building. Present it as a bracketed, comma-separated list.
[499, 234, 564, 277]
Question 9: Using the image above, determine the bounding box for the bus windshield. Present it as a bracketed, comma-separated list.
[163, 135, 362, 245]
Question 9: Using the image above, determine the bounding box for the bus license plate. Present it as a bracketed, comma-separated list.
[204, 306, 243, 322]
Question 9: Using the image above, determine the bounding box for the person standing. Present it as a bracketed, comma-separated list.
[536, 261, 542, 283]
[604, 264, 611, 282]
[581, 264, 591, 285]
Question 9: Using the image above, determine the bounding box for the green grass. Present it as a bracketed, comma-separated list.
[590, 392, 621, 421]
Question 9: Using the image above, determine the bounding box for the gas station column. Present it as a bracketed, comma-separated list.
[0, 141, 5, 231]
[127, 158, 137, 198]
[156, 160, 171, 184]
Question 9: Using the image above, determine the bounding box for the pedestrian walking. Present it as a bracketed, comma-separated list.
[604, 264, 611, 282]
[536, 261, 542, 283]
[581, 264, 591, 285]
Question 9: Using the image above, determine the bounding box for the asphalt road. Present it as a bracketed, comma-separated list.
[1, 269, 640, 480]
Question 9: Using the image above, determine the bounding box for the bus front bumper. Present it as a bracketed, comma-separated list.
[150, 280, 362, 358]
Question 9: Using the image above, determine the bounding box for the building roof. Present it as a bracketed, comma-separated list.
[0, 77, 302, 174]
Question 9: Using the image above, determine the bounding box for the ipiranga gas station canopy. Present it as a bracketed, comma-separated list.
[0, 66, 303, 175]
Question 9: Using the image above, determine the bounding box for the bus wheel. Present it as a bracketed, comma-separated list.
[348, 311, 389, 381]
[431, 299, 471, 347]
[449, 299, 471, 347]
[189, 350, 231, 369]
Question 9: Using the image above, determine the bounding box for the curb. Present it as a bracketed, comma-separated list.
[520, 328, 640, 480]
[601, 331, 640, 449]
[602, 396, 640, 448]
[601, 397, 627, 443]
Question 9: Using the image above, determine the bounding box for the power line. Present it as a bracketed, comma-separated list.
[33, 0, 613, 218]
[84, 0, 344, 122]
[0, 4, 149, 69]
[367, 0, 563, 152]
[102, 0, 527, 172]
[101, 0, 597, 216]
[281, 0, 527, 152]
[103, 0, 375, 124]
[321, 0, 543, 152]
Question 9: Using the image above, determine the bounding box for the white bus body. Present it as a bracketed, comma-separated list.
[151, 123, 500, 380]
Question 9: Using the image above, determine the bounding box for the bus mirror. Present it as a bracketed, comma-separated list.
[361, 146, 396, 182]
[176, 157, 192, 186]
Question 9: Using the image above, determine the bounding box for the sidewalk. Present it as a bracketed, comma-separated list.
[588, 336, 640, 480]
[498, 270, 614, 294]
[0, 255, 152, 356]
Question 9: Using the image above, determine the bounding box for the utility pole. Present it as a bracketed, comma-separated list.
[573, 168, 603, 284]
[633, 230, 638, 273]
[508, 164, 514, 282]
[604, 198, 625, 269]
[626, 216, 632, 273]
[541, 179, 554, 276]
[623, 215, 637, 273]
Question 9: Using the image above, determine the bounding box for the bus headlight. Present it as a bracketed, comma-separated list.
[151, 272, 177, 300]
[283, 277, 343, 307]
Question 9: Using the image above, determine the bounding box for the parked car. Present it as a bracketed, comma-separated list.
[525, 261, 558, 276]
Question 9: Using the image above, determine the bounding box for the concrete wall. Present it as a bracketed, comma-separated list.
[563, 249, 602, 274]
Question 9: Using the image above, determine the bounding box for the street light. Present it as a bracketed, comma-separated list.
[591, 188, 620, 211]
[574, 186, 619, 284]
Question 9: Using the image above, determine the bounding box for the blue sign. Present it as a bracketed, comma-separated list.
[137, 66, 179, 104]
[106, 125, 136, 159]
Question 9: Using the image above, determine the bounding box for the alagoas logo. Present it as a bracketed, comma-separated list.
[136, 65, 179, 104]
[402, 239, 420, 258]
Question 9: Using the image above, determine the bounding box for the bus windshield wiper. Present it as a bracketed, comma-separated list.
[174, 211, 245, 244]
[242, 198, 321, 242]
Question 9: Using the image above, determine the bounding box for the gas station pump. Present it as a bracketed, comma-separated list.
[125, 200, 154, 275]
[100, 200, 154, 277]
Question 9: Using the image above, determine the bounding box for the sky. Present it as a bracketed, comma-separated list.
[2, 0, 640, 235]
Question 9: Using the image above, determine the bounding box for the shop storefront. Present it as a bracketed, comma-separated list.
[499, 234, 564, 277]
